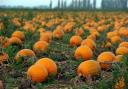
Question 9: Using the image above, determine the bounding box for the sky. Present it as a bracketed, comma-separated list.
[0, 0, 102, 8]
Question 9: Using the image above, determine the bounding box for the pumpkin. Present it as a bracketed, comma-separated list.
[110, 36, 122, 44]
[114, 55, 123, 62]
[107, 31, 118, 39]
[40, 31, 52, 43]
[119, 42, 128, 48]
[77, 60, 101, 77]
[75, 28, 84, 36]
[70, 36, 82, 46]
[6, 37, 22, 47]
[116, 47, 128, 55]
[0, 52, 9, 62]
[33, 41, 48, 53]
[35, 58, 57, 76]
[97, 52, 116, 70]
[114, 77, 125, 89]
[0, 36, 8, 47]
[27, 64, 48, 82]
[11, 31, 25, 41]
[74, 45, 93, 61]
[87, 34, 96, 41]
[53, 29, 64, 39]
[81, 38, 96, 50]
[15, 49, 36, 61]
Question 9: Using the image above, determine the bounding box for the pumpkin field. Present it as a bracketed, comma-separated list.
[0, 10, 128, 89]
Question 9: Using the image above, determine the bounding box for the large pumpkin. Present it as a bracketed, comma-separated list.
[27, 64, 48, 82]
[77, 60, 101, 77]
[35, 58, 57, 76]
[74, 45, 93, 61]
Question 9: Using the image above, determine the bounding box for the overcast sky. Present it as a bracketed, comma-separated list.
[0, 0, 102, 8]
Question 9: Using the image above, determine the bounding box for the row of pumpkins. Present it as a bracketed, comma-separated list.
[1, 28, 128, 83]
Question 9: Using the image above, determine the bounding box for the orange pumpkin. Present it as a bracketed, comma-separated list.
[114, 55, 123, 62]
[5, 37, 22, 47]
[40, 31, 52, 43]
[11, 31, 25, 41]
[33, 41, 48, 53]
[74, 45, 93, 61]
[81, 38, 96, 50]
[87, 34, 96, 41]
[116, 47, 128, 55]
[0, 52, 9, 62]
[15, 49, 36, 61]
[27, 64, 48, 82]
[119, 42, 128, 48]
[35, 58, 57, 76]
[110, 36, 122, 44]
[70, 36, 82, 46]
[53, 29, 64, 39]
[97, 52, 116, 70]
[75, 28, 84, 36]
[77, 60, 101, 77]
[114, 77, 125, 89]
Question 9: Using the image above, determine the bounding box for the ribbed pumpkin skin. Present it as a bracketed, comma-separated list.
[97, 52, 116, 70]
[116, 47, 128, 55]
[15, 49, 36, 61]
[77, 60, 101, 77]
[35, 58, 57, 76]
[27, 64, 48, 82]
[74, 45, 93, 61]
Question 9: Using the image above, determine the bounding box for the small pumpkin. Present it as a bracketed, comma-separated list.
[110, 36, 122, 44]
[5, 37, 22, 47]
[116, 47, 128, 55]
[0, 52, 9, 62]
[35, 58, 57, 76]
[74, 45, 93, 61]
[75, 28, 84, 36]
[114, 55, 123, 62]
[81, 38, 96, 50]
[40, 31, 52, 43]
[97, 52, 116, 70]
[53, 29, 64, 39]
[11, 31, 25, 41]
[77, 60, 101, 77]
[15, 49, 36, 61]
[27, 64, 48, 82]
[33, 41, 48, 53]
[119, 42, 128, 48]
[70, 36, 82, 46]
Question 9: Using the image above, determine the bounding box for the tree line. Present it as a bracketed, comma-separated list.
[50, 0, 128, 10]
